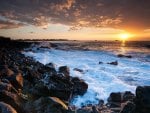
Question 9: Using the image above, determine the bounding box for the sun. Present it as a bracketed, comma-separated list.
[119, 33, 130, 41]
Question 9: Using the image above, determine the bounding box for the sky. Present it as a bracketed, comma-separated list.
[0, 0, 150, 40]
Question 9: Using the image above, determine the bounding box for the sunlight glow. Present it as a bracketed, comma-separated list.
[120, 33, 130, 41]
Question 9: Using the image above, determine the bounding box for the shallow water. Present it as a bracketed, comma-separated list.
[23, 41, 150, 106]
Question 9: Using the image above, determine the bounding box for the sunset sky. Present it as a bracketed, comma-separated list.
[0, 0, 150, 40]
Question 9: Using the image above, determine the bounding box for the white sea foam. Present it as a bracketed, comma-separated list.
[23, 44, 150, 107]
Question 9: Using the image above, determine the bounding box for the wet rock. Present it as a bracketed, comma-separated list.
[135, 86, 150, 113]
[108, 92, 121, 103]
[0, 80, 12, 91]
[99, 61, 103, 64]
[122, 91, 135, 102]
[117, 54, 132, 58]
[30, 82, 50, 99]
[59, 66, 70, 78]
[0, 90, 25, 113]
[24, 69, 42, 83]
[98, 99, 104, 107]
[92, 106, 99, 113]
[71, 77, 88, 96]
[107, 91, 135, 108]
[6, 73, 23, 90]
[47, 75, 73, 101]
[120, 101, 135, 113]
[45, 62, 57, 74]
[107, 61, 118, 65]
[25, 97, 68, 113]
[0, 65, 14, 77]
[73, 68, 84, 73]
[0, 102, 17, 113]
[76, 107, 92, 113]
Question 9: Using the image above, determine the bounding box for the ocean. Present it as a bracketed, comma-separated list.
[23, 41, 150, 106]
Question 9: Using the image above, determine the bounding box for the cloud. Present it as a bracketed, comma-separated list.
[0, 0, 149, 31]
[0, 20, 24, 29]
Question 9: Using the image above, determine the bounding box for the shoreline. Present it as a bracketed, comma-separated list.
[0, 37, 150, 113]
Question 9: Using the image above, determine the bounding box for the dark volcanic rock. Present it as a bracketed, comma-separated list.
[59, 66, 70, 78]
[71, 77, 88, 96]
[0, 90, 25, 113]
[25, 97, 68, 113]
[0, 102, 17, 113]
[107, 91, 135, 108]
[46, 75, 73, 101]
[108, 92, 122, 103]
[30, 82, 50, 99]
[73, 68, 84, 73]
[120, 101, 135, 113]
[6, 73, 23, 90]
[107, 61, 118, 65]
[117, 54, 132, 58]
[135, 86, 150, 113]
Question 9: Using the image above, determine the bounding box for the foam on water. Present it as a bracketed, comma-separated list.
[23, 46, 150, 107]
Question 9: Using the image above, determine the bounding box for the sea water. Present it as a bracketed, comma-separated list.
[23, 41, 150, 106]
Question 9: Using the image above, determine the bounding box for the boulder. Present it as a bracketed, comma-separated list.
[135, 86, 150, 113]
[108, 92, 121, 103]
[45, 62, 57, 74]
[0, 90, 25, 113]
[71, 77, 88, 96]
[59, 66, 70, 78]
[29, 82, 50, 99]
[107, 91, 135, 108]
[73, 68, 84, 73]
[25, 97, 68, 113]
[107, 61, 118, 65]
[120, 101, 135, 113]
[0, 102, 17, 113]
[6, 73, 23, 90]
[117, 54, 132, 58]
[0, 65, 14, 77]
[122, 91, 135, 102]
[47, 75, 73, 101]
[76, 107, 92, 113]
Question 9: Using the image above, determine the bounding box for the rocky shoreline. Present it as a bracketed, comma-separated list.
[0, 37, 150, 113]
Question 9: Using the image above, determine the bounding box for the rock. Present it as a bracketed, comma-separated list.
[0, 65, 14, 77]
[73, 68, 84, 73]
[0, 102, 17, 113]
[135, 86, 150, 113]
[107, 61, 118, 65]
[108, 92, 121, 103]
[24, 69, 41, 83]
[92, 106, 99, 113]
[0, 90, 25, 113]
[122, 91, 135, 102]
[47, 75, 73, 101]
[25, 97, 68, 113]
[98, 99, 104, 107]
[45, 62, 57, 74]
[76, 107, 92, 113]
[0, 80, 12, 91]
[58, 66, 70, 78]
[99, 61, 103, 64]
[71, 77, 88, 96]
[120, 101, 135, 113]
[117, 54, 132, 58]
[6, 73, 23, 90]
[107, 91, 135, 108]
[30, 82, 50, 99]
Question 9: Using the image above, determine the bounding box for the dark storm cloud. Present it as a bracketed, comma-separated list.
[0, 0, 150, 31]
